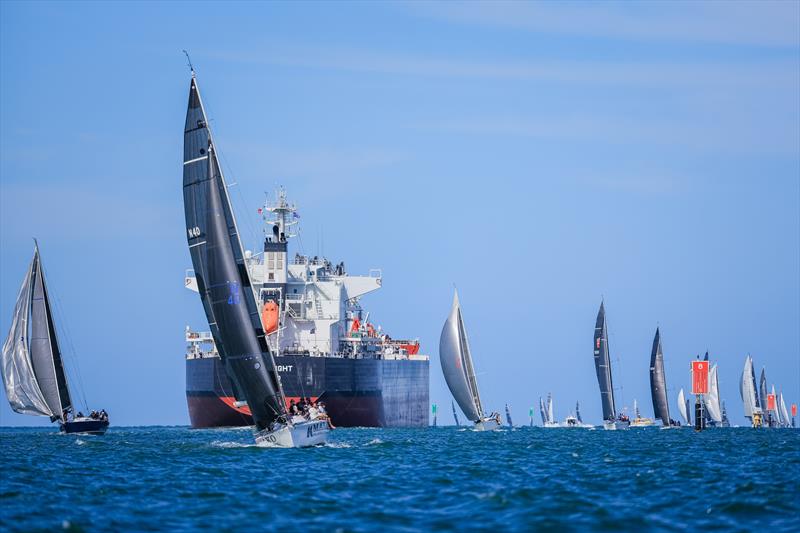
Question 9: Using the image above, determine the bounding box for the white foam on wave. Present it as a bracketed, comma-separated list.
[364, 438, 384, 446]
[210, 440, 258, 449]
[323, 442, 352, 449]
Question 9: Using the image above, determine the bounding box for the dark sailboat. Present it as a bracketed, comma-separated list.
[182, 71, 328, 447]
[649, 328, 672, 427]
[1, 243, 109, 435]
[451, 400, 460, 427]
[505, 404, 513, 427]
[593, 301, 629, 430]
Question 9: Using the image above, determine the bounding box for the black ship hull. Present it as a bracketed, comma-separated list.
[61, 419, 109, 435]
[186, 355, 429, 428]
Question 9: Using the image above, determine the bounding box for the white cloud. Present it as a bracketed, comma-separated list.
[404, 1, 800, 48]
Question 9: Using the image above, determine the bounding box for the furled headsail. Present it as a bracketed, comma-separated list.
[183, 74, 285, 431]
[439, 290, 483, 423]
[593, 301, 616, 421]
[648, 328, 671, 426]
[2, 243, 72, 419]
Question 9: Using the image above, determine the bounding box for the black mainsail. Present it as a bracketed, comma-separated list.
[649, 328, 670, 426]
[593, 301, 616, 421]
[183, 74, 284, 431]
[2, 243, 72, 420]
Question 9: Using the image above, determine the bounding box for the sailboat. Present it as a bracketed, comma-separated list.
[740, 355, 763, 428]
[2, 242, 109, 435]
[539, 393, 559, 427]
[182, 72, 328, 447]
[593, 301, 629, 430]
[452, 400, 460, 427]
[677, 388, 691, 426]
[702, 364, 723, 427]
[505, 404, 513, 427]
[770, 385, 783, 427]
[648, 328, 673, 427]
[630, 399, 655, 427]
[720, 400, 731, 427]
[759, 368, 773, 427]
[439, 290, 500, 431]
[778, 392, 790, 428]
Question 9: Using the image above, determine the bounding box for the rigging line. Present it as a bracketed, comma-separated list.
[48, 285, 90, 411]
[201, 96, 260, 251]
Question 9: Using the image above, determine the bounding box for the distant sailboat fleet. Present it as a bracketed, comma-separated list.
[441, 297, 796, 431]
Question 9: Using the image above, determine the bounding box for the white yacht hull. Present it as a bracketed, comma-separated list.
[603, 420, 630, 431]
[543, 422, 561, 428]
[473, 417, 501, 431]
[255, 419, 330, 448]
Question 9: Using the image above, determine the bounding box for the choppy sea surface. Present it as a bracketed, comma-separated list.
[1, 425, 798, 532]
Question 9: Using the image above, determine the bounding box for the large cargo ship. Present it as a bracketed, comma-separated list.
[185, 189, 429, 428]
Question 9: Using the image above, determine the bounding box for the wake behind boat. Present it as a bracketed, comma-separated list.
[182, 71, 328, 447]
[1, 242, 109, 435]
[439, 290, 500, 431]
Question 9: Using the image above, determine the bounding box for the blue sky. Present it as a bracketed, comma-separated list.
[1, 1, 798, 427]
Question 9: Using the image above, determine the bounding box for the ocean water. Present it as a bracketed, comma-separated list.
[1, 425, 798, 532]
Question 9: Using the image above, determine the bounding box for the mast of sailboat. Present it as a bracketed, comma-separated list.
[451, 400, 460, 427]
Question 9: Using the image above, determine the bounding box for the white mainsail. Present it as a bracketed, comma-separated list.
[677, 388, 690, 424]
[703, 364, 723, 423]
[779, 393, 790, 427]
[546, 393, 554, 424]
[740, 355, 760, 420]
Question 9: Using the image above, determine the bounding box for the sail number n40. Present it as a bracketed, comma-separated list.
[187, 227, 201, 238]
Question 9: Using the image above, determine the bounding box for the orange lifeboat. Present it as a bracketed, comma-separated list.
[261, 300, 279, 334]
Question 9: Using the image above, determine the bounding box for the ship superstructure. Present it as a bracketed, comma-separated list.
[185, 188, 429, 428]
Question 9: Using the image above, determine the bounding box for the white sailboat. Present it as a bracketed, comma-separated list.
[702, 364, 723, 426]
[740, 355, 763, 428]
[677, 388, 691, 426]
[779, 392, 790, 428]
[439, 290, 500, 431]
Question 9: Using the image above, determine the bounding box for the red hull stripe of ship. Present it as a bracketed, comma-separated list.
[219, 396, 319, 416]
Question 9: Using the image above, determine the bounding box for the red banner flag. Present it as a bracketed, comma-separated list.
[767, 394, 776, 411]
[792, 404, 798, 417]
[692, 361, 709, 394]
